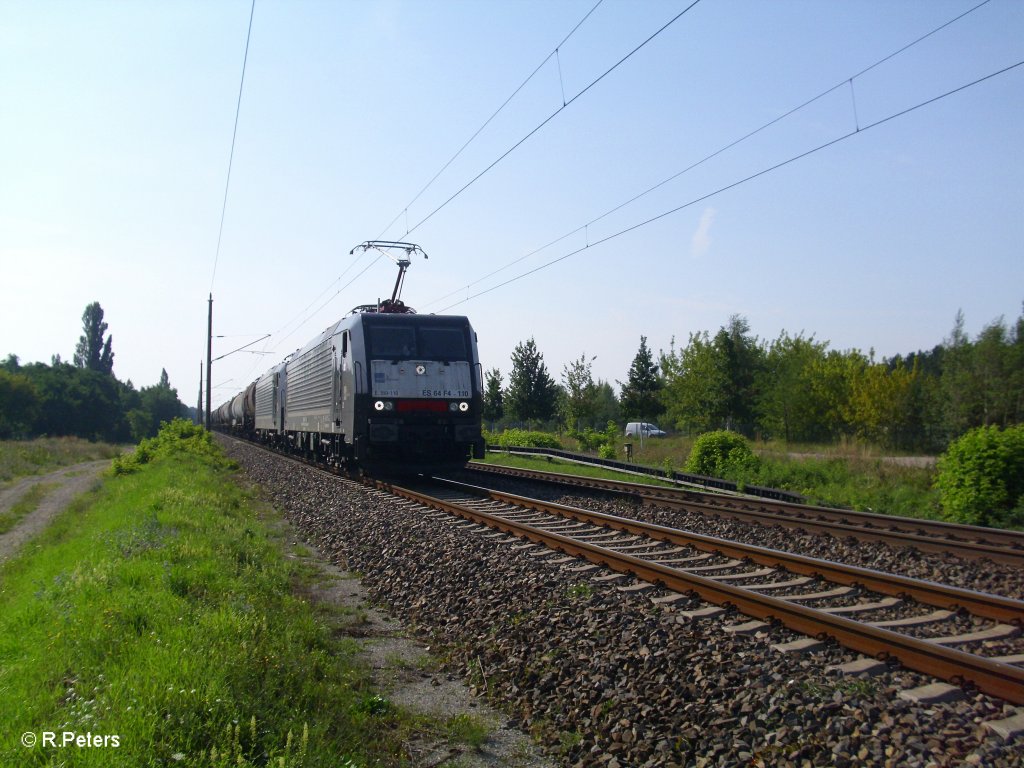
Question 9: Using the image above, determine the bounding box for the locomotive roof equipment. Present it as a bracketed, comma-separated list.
[348, 240, 428, 315]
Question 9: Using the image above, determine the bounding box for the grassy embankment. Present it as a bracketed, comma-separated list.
[0, 436, 123, 484]
[482, 433, 941, 520]
[0, 422, 477, 767]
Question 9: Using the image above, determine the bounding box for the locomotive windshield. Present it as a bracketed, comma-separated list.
[418, 327, 467, 359]
[369, 327, 417, 358]
[367, 324, 468, 361]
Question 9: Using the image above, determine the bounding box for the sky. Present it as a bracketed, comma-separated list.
[2, 0, 1022, 410]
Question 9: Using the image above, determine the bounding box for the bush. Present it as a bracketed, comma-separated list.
[484, 428, 562, 450]
[685, 430, 760, 480]
[935, 424, 1024, 527]
[112, 419, 233, 475]
[571, 421, 621, 457]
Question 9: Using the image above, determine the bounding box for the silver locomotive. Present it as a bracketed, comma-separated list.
[213, 242, 485, 471]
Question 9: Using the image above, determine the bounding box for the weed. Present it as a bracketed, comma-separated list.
[558, 730, 583, 753]
[444, 713, 489, 748]
[566, 583, 592, 600]
[0, 436, 122, 484]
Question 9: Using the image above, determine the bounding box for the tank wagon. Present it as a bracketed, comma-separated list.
[212, 241, 485, 472]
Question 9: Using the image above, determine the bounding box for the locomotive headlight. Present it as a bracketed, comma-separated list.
[458, 401, 470, 412]
[374, 400, 385, 411]
[449, 402, 459, 412]
[384, 401, 394, 411]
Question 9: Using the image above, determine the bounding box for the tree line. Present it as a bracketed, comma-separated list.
[0, 302, 189, 442]
[485, 307, 1024, 452]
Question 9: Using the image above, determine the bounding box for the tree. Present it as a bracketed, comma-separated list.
[22, 361, 129, 442]
[618, 336, 664, 421]
[714, 315, 762, 435]
[73, 302, 114, 375]
[659, 332, 730, 434]
[505, 338, 559, 425]
[561, 354, 598, 430]
[482, 368, 504, 425]
[973, 319, 1017, 428]
[847, 357, 917, 448]
[127, 369, 185, 441]
[0, 370, 39, 438]
[591, 380, 621, 427]
[756, 331, 829, 442]
[805, 348, 864, 441]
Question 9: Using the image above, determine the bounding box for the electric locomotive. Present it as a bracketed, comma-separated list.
[217, 242, 485, 472]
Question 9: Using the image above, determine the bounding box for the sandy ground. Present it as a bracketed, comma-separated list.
[0, 459, 109, 565]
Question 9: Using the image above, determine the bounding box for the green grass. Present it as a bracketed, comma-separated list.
[750, 452, 940, 518]
[0, 422, 474, 766]
[0, 436, 122, 484]
[0, 481, 56, 534]
[442, 713, 489, 748]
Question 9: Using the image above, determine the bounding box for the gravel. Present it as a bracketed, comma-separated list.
[453, 470, 1024, 601]
[223, 440, 1024, 767]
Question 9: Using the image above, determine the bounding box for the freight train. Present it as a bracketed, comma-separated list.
[212, 242, 485, 471]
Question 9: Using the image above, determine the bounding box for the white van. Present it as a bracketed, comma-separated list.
[624, 422, 666, 438]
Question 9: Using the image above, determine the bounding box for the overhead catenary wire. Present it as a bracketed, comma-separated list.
[420, 0, 996, 311]
[375, 0, 606, 242]
[269, 0, 697, 357]
[274, 0, 618, 347]
[215, 0, 1002, 396]
[209, 0, 256, 292]
[436, 58, 1024, 313]
[399, 0, 704, 240]
[271, 2, 607, 358]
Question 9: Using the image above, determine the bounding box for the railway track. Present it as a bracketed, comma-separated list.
[370, 474, 1024, 705]
[462, 462, 1024, 567]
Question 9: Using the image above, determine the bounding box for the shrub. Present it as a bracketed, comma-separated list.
[571, 421, 621, 458]
[112, 419, 234, 475]
[484, 428, 562, 450]
[684, 430, 760, 480]
[935, 424, 1024, 527]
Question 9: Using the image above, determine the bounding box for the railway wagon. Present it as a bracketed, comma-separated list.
[254, 361, 287, 440]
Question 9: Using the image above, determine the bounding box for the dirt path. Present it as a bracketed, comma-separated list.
[0, 460, 109, 565]
[248, 479, 553, 768]
[785, 452, 936, 468]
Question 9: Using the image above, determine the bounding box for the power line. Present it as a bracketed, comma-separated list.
[376, 0, 606, 241]
[267, 249, 373, 342]
[270, 253, 385, 354]
[272, 3, 607, 353]
[400, 0, 704, 240]
[209, 0, 256, 292]
[421, 0, 995, 311]
[262, 0, 699, 358]
[437, 59, 1024, 313]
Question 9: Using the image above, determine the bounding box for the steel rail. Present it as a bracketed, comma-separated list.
[428, 477, 1024, 625]
[371, 478, 1024, 705]
[466, 463, 1024, 566]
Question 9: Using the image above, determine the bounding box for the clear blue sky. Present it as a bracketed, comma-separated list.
[2, 0, 1021, 408]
